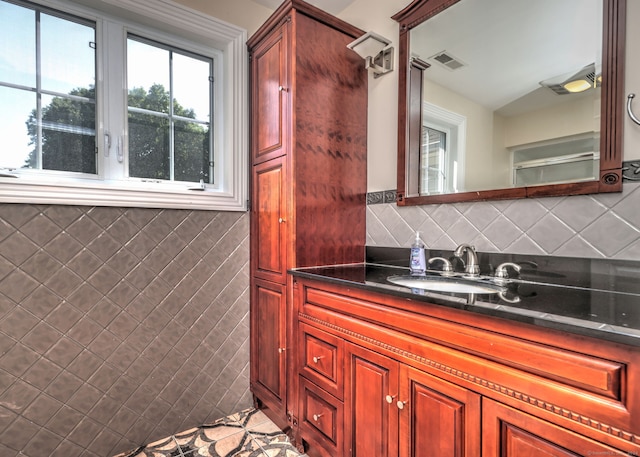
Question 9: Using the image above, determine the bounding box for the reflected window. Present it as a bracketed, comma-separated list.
[421, 126, 447, 194]
[420, 102, 465, 195]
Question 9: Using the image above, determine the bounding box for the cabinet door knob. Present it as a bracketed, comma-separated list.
[385, 395, 396, 404]
[312, 413, 323, 422]
[397, 400, 408, 410]
[278, 347, 286, 353]
[312, 356, 323, 363]
[278, 85, 287, 92]
[278, 217, 285, 223]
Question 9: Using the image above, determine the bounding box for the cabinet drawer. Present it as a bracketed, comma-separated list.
[299, 377, 343, 457]
[299, 323, 344, 399]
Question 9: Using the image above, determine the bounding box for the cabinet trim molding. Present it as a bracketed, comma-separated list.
[300, 312, 640, 445]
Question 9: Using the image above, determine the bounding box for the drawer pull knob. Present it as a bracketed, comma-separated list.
[312, 413, 323, 422]
[278, 347, 286, 354]
[385, 395, 396, 404]
[312, 356, 324, 363]
[397, 400, 408, 410]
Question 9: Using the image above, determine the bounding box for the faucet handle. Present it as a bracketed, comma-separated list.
[427, 257, 454, 275]
[495, 262, 521, 279]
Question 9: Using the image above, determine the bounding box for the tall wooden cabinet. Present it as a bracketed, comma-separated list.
[248, 0, 367, 433]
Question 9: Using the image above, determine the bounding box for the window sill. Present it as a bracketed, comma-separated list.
[0, 179, 246, 211]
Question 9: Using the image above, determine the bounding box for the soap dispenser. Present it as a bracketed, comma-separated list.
[409, 231, 426, 276]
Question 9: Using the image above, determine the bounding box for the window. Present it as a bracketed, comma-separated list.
[0, 2, 97, 173]
[421, 126, 447, 194]
[0, 0, 247, 210]
[421, 102, 466, 195]
[126, 36, 213, 184]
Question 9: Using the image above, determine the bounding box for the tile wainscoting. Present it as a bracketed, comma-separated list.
[0, 204, 251, 456]
[367, 181, 640, 260]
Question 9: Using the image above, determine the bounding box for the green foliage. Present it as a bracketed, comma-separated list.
[25, 87, 96, 173]
[127, 83, 210, 183]
[26, 83, 210, 183]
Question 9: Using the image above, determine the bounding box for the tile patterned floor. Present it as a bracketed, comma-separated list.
[115, 408, 305, 457]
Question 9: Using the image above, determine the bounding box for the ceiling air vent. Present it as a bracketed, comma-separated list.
[429, 51, 466, 71]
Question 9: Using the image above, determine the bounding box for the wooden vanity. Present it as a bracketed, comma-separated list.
[290, 268, 640, 457]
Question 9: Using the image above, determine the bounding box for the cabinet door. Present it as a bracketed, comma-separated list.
[482, 398, 630, 457]
[345, 344, 399, 457]
[251, 156, 287, 283]
[399, 365, 480, 457]
[250, 278, 287, 418]
[250, 21, 289, 166]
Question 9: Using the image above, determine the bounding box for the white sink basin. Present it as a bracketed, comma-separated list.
[387, 275, 505, 295]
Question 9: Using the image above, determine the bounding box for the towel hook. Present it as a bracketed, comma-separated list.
[627, 94, 640, 126]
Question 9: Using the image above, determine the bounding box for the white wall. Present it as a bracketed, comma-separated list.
[502, 92, 600, 148]
[174, 0, 273, 36]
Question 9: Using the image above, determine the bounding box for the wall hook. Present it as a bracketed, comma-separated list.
[627, 94, 640, 126]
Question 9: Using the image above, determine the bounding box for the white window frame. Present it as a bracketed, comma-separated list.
[0, 0, 248, 211]
[423, 102, 466, 194]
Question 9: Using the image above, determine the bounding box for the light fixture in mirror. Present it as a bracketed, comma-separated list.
[393, 0, 626, 205]
[347, 31, 394, 78]
[539, 63, 600, 95]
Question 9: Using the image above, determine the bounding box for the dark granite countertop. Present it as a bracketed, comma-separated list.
[290, 252, 640, 347]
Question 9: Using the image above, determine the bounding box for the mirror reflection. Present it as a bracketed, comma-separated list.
[409, 0, 603, 197]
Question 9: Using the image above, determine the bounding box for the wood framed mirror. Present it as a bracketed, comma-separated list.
[394, 0, 626, 205]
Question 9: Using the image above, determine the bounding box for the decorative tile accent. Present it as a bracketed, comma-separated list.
[367, 182, 640, 260]
[0, 204, 251, 456]
[367, 190, 397, 205]
[622, 160, 640, 181]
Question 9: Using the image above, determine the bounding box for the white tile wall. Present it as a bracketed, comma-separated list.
[367, 182, 640, 260]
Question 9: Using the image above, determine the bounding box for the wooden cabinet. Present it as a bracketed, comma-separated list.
[251, 157, 287, 284]
[345, 344, 399, 457]
[292, 275, 640, 457]
[399, 365, 480, 457]
[248, 0, 367, 433]
[250, 23, 288, 167]
[250, 278, 286, 418]
[482, 399, 627, 457]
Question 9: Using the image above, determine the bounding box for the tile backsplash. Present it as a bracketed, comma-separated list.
[0, 204, 251, 456]
[367, 182, 640, 260]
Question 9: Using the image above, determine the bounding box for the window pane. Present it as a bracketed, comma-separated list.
[127, 39, 170, 114]
[174, 120, 210, 183]
[173, 53, 210, 122]
[0, 1, 96, 175]
[39, 94, 96, 173]
[127, 37, 213, 184]
[0, 1, 35, 87]
[128, 111, 170, 180]
[0, 86, 35, 168]
[40, 13, 95, 95]
[421, 127, 447, 194]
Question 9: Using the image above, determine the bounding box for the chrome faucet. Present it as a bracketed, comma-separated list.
[494, 262, 521, 280]
[453, 244, 479, 276]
